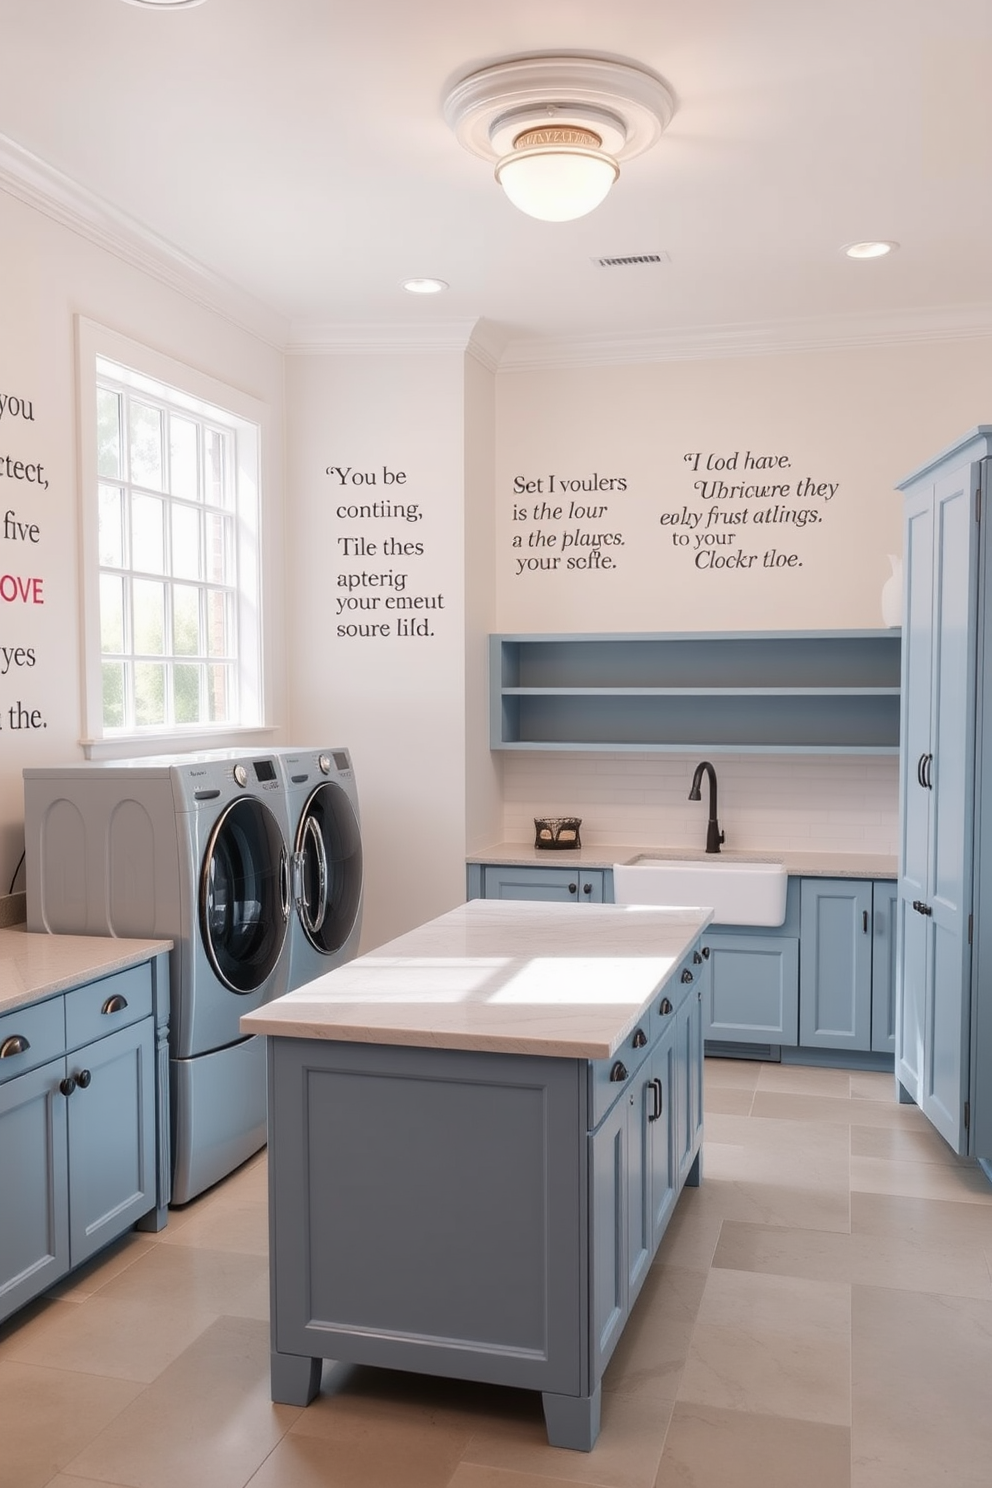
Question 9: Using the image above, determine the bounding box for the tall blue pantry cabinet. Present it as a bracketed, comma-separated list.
[896, 427, 992, 1158]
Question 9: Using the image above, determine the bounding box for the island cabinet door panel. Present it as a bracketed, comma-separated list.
[268, 1039, 585, 1396]
[675, 985, 704, 1182]
[646, 1027, 677, 1249]
[0, 1058, 69, 1319]
[590, 1093, 628, 1380]
[703, 935, 800, 1044]
[799, 880, 873, 1051]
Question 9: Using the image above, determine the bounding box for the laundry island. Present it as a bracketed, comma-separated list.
[241, 898, 711, 1451]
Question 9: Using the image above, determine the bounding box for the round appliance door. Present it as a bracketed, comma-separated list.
[200, 797, 289, 993]
[294, 781, 363, 954]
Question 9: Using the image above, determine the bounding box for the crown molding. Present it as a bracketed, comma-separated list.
[497, 302, 992, 370]
[285, 320, 489, 356]
[4, 128, 990, 371]
[0, 131, 288, 348]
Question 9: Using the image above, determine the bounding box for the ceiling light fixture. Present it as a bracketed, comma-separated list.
[402, 278, 449, 294]
[444, 56, 675, 223]
[843, 241, 899, 259]
[120, 1, 206, 9]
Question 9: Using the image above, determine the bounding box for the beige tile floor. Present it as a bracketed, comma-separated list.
[4, 1057, 992, 1488]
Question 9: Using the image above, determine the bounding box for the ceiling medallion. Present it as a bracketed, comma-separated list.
[444, 56, 675, 222]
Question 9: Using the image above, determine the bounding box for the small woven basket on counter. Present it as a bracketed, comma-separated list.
[533, 816, 582, 850]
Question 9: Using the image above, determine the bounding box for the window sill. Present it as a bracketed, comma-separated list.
[80, 726, 280, 762]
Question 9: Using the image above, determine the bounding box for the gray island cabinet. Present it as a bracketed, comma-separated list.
[241, 899, 710, 1452]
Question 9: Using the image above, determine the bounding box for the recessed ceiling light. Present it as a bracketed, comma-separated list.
[120, 1, 206, 9]
[402, 278, 449, 295]
[843, 241, 899, 259]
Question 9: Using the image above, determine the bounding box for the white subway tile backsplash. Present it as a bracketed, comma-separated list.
[503, 751, 899, 854]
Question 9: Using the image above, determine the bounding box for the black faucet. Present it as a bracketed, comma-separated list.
[689, 760, 725, 854]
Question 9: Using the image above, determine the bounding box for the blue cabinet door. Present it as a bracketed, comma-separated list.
[588, 1093, 627, 1379]
[799, 880, 873, 1051]
[703, 933, 799, 1045]
[0, 1058, 69, 1319]
[675, 983, 704, 1183]
[480, 865, 605, 903]
[871, 882, 899, 1054]
[67, 1018, 157, 1266]
[897, 454, 980, 1152]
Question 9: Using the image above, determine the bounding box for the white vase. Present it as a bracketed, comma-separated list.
[880, 553, 903, 627]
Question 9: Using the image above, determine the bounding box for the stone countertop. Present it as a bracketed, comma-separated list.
[241, 899, 711, 1059]
[467, 842, 898, 880]
[0, 927, 172, 1017]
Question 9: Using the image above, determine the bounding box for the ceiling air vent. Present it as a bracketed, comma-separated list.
[591, 252, 671, 268]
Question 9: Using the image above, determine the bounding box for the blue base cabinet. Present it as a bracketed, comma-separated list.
[0, 955, 170, 1325]
[265, 944, 704, 1452]
[704, 933, 800, 1045]
[470, 862, 896, 1062]
[467, 863, 608, 903]
[799, 879, 898, 1054]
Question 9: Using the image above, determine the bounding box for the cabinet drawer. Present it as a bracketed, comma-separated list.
[650, 952, 701, 1044]
[0, 996, 65, 1083]
[65, 965, 153, 1050]
[587, 1016, 653, 1130]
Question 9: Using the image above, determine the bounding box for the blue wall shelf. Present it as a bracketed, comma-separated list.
[490, 630, 901, 754]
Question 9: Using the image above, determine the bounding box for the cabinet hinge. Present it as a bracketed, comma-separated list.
[965, 1100, 971, 1131]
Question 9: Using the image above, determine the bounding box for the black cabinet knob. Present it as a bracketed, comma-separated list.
[59, 1075, 76, 1097]
[582, 881, 592, 895]
[681, 968, 694, 984]
[76, 1069, 92, 1089]
[609, 1060, 628, 1083]
[659, 997, 673, 1016]
[568, 882, 577, 894]
[693, 951, 703, 964]
[632, 1028, 647, 1049]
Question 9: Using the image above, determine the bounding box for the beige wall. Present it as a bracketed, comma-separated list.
[494, 342, 992, 632]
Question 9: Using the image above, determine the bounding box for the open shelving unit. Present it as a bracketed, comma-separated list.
[490, 630, 902, 754]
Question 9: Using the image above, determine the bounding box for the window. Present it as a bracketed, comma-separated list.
[78, 322, 265, 747]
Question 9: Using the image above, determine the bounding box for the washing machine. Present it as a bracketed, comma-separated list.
[23, 751, 293, 1204]
[276, 747, 363, 989]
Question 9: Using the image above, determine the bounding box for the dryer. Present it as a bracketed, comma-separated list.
[23, 751, 293, 1204]
[277, 747, 363, 989]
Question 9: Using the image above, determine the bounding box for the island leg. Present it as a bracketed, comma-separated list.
[271, 1349, 322, 1405]
[542, 1384, 601, 1451]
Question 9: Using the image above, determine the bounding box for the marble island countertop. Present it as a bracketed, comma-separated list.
[0, 926, 173, 1017]
[241, 899, 711, 1059]
[468, 842, 898, 880]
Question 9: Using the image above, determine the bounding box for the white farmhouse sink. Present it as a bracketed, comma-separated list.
[612, 856, 788, 926]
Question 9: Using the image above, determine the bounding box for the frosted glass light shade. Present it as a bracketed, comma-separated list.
[495, 145, 620, 222]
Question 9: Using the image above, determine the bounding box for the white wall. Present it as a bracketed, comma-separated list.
[0, 187, 286, 892]
[284, 351, 469, 949]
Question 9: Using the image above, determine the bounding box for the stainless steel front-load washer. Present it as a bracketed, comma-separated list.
[23, 751, 293, 1203]
[277, 747, 363, 990]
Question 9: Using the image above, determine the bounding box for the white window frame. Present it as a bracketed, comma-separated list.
[77, 317, 268, 756]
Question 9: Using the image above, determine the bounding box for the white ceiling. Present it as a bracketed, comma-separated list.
[3, 0, 992, 360]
